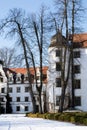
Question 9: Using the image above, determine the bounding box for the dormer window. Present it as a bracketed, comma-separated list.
[13, 73, 16, 84]
[21, 74, 24, 83]
[9, 77, 12, 82]
[17, 77, 20, 81]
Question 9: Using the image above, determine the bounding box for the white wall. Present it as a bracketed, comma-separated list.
[47, 46, 87, 112]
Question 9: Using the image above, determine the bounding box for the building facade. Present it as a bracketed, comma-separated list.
[47, 33, 87, 112]
[1, 67, 48, 114]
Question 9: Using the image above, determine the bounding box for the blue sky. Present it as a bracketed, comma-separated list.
[0, 0, 54, 48]
[0, 0, 87, 48]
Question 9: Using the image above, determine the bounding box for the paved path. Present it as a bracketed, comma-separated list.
[0, 114, 77, 130]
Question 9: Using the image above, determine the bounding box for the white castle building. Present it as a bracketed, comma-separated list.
[1, 33, 87, 113]
[47, 33, 87, 112]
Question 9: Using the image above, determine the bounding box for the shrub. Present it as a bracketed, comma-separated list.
[26, 112, 87, 126]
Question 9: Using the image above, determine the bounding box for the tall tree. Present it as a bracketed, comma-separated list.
[0, 8, 36, 113]
[28, 6, 49, 113]
[53, 0, 84, 112]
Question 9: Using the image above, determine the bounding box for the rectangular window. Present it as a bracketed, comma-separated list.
[73, 65, 80, 74]
[16, 106, 20, 111]
[56, 78, 61, 87]
[25, 87, 29, 92]
[56, 96, 60, 106]
[73, 51, 80, 58]
[17, 77, 21, 81]
[25, 97, 29, 102]
[0, 97, 3, 102]
[1, 88, 5, 93]
[25, 106, 28, 111]
[0, 78, 3, 82]
[9, 77, 12, 82]
[9, 87, 12, 93]
[16, 97, 20, 102]
[56, 50, 61, 57]
[10, 97, 12, 102]
[25, 76, 28, 81]
[74, 96, 81, 106]
[16, 87, 20, 93]
[74, 79, 81, 89]
[56, 62, 61, 71]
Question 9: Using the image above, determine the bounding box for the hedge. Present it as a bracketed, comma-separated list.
[26, 112, 87, 126]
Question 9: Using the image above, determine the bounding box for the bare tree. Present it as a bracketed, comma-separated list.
[0, 47, 23, 68]
[27, 6, 50, 113]
[0, 8, 36, 113]
[53, 0, 84, 112]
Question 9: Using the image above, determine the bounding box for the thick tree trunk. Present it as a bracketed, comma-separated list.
[17, 23, 36, 113]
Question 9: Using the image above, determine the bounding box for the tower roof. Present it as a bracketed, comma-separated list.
[49, 32, 66, 48]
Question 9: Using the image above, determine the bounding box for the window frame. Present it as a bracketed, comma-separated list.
[74, 96, 81, 106]
[25, 87, 29, 92]
[25, 106, 28, 111]
[9, 87, 13, 93]
[74, 79, 81, 89]
[25, 97, 29, 102]
[73, 65, 80, 74]
[16, 106, 20, 111]
[56, 62, 61, 71]
[56, 96, 60, 106]
[56, 49, 61, 57]
[16, 87, 21, 93]
[56, 78, 61, 87]
[16, 97, 20, 102]
[73, 51, 80, 58]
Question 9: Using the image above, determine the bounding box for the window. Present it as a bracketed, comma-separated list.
[17, 77, 20, 81]
[25, 97, 29, 102]
[25, 76, 28, 81]
[1, 88, 5, 93]
[0, 78, 3, 82]
[9, 87, 12, 93]
[74, 79, 81, 89]
[56, 62, 61, 71]
[74, 96, 81, 106]
[56, 50, 61, 57]
[9, 77, 12, 82]
[73, 65, 80, 73]
[56, 78, 61, 87]
[10, 97, 12, 102]
[25, 106, 28, 111]
[25, 87, 29, 92]
[56, 96, 60, 106]
[0, 97, 3, 102]
[16, 87, 20, 93]
[73, 51, 80, 58]
[16, 106, 20, 111]
[16, 97, 20, 102]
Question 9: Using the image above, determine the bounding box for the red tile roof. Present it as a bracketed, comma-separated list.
[71, 33, 87, 48]
[10, 66, 48, 75]
[10, 67, 48, 84]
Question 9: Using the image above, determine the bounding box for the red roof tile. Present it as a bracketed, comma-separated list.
[72, 33, 87, 48]
[10, 66, 48, 75]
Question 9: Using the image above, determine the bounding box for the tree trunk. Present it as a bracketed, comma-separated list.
[17, 23, 36, 113]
